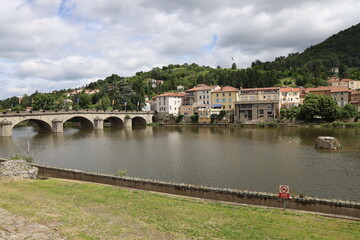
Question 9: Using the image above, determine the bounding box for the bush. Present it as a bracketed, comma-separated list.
[175, 114, 184, 123]
[190, 114, 198, 123]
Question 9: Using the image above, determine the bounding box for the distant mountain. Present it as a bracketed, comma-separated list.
[252, 23, 360, 85]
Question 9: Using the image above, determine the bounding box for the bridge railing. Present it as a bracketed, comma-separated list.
[1, 110, 155, 116]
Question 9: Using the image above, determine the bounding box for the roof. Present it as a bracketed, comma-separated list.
[212, 86, 239, 93]
[155, 92, 186, 98]
[240, 87, 280, 92]
[305, 86, 351, 93]
[186, 84, 219, 92]
[342, 79, 358, 82]
[280, 87, 301, 93]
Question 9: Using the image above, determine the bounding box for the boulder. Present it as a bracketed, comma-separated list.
[0, 160, 38, 179]
[315, 136, 341, 150]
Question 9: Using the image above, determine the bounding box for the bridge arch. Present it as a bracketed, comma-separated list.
[104, 116, 124, 128]
[14, 119, 53, 133]
[132, 116, 147, 126]
[64, 116, 94, 130]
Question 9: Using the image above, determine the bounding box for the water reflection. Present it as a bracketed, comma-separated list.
[0, 126, 359, 201]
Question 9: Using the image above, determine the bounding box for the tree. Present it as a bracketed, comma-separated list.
[317, 95, 339, 121]
[77, 93, 92, 109]
[299, 94, 339, 121]
[97, 96, 111, 110]
[340, 104, 358, 119]
[31, 93, 56, 110]
[231, 63, 237, 70]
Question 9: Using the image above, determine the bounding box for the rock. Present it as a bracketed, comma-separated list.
[0, 160, 38, 179]
[315, 136, 341, 150]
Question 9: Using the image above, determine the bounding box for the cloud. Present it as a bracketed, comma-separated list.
[0, 0, 360, 99]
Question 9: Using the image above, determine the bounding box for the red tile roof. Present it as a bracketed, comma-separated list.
[155, 92, 186, 98]
[186, 85, 219, 92]
[280, 87, 301, 92]
[212, 86, 239, 92]
[305, 86, 350, 93]
[240, 87, 280, 92]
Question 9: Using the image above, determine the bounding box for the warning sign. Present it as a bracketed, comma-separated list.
[279, 185, 290, 199]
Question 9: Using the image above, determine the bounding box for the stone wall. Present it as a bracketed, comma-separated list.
[0, 158, 359, 219]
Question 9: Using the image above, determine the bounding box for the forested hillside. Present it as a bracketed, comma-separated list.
[252, 23, 360, 86]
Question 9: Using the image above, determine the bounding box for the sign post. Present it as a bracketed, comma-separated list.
[279, 185, 290, 210]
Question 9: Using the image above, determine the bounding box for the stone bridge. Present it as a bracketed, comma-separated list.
[0, 110, 156, 137]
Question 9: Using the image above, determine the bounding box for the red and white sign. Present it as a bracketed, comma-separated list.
[279, 185, 290, 199]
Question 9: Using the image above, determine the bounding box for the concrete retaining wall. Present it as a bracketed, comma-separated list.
[0, 158, 359, 219]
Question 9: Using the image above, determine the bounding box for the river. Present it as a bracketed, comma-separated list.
[0, 125, 359, 202]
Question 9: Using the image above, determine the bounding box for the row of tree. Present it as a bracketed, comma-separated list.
[281, 94, 359, 122]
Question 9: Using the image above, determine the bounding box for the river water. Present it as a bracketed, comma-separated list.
[0, 126, 359, 202]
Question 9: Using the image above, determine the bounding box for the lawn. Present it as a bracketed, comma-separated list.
[0, 178, 358, 239]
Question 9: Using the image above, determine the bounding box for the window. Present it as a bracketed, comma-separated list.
[229, 93, 231, 96]
[223, 93, 225, 97]
[199, 96, 202, 99]
[228, 98, 232, 102]
[229, 105, 232, 109]
[222, 98, 226, 103]
[216, 93, 219, 97]
[216, 98, 220, 103]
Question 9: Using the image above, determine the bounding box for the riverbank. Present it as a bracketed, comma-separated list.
[0, 178, 359, 239]
[155, 121, 360, 128]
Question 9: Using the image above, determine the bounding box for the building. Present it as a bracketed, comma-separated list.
[179, 84, 220, 117]
[148, 79, 164, 88]
[211, 86, 239, 111]
[327, 78, 360, 90]
[234, 87, 281, 123]
[197, 106, 222, 124]
[183, 84, 220, 107]
[155, 92, 185, 119]
[350, 91, 360, 113]
[305, 86, 351, 106]
[280, 87, 301, 109]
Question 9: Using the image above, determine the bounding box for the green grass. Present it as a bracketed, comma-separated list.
[0, 178, 358, 239]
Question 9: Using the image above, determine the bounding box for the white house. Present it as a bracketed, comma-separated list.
[155, 92, 186, 118]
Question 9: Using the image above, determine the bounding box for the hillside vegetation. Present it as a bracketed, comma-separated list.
[1, 23, 360, 111]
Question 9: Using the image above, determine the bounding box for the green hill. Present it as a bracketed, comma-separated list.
[252, 23, 360, 86]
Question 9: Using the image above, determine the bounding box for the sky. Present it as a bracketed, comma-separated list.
[1, 0, 360, 99]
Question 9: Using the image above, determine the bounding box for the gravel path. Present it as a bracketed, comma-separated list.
[0, 208, 64, 240]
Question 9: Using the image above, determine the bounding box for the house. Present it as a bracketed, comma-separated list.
[305, 86, 351, 107]
[179, 84, 220, 117]
[197, 106, 222, 124]
[280, 87, 301, 109]
[183, 84, 220, 107]
[350, 91, 360, 113]
[211, 86, 239, 111]
[177, 85, 185, 90]
[234, 87, 281, 123]
[327, 78, 360, 90]
[155, 92, 186, 119]
[148, 79, 164, 88]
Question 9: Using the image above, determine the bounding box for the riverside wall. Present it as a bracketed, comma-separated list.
[0, 158, 359, 219]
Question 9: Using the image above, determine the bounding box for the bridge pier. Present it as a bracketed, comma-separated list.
[94, 117, 104, 130]
[124, 118, 132, 127]
[52, 119, 63, 133]
[0, 120, 13, 137]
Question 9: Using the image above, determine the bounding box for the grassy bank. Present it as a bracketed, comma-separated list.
[0, 178, 358, 239]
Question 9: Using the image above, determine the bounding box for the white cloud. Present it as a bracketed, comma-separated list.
[0, 0, 360, 99]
